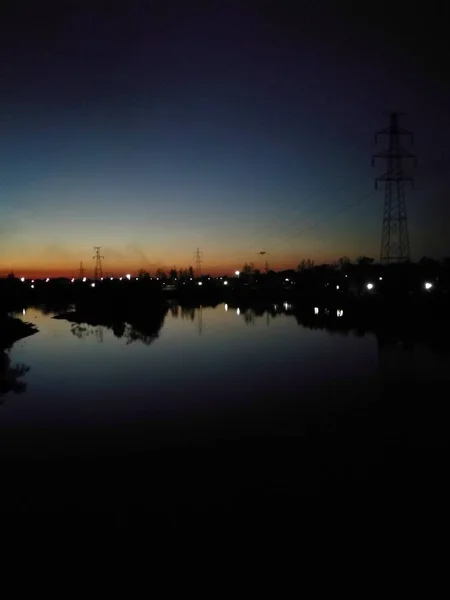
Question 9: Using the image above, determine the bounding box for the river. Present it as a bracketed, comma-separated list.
[1, 303, 449, 540]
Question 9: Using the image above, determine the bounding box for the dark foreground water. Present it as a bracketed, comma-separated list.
[1, 304, 449, 548]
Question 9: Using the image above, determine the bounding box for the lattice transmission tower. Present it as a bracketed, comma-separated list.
[93, 246, 104, 281]
[195, 248, 203, 278]
[373, 112, 416, 263]
[78, 262, 85, 279]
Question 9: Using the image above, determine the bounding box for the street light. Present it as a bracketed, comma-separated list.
[425, 282, 433, 290]
[235, 271, 240, 276]
[366, 283, 374, 291]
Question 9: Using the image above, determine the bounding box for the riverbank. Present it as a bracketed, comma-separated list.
[0, 315, 38, 350]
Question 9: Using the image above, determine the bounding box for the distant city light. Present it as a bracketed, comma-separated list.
[337, 309, 344, 317]
[31, 285, 34, 289]
[31, 280, 34, 283]
[224, 304, 228, 311]
[314, 307, 319, 315]
[91, 283, 95, 288]
[23, 309, 26, 315]
[223, 280, 228, 285]
[20, 277, 25, 282]
[126, 274, 131, 280]
[285, 278, 289, 282]
[71, 278, 75, 283]
[336, 285, 339, 290]
[136, 278, 139, 281]
[101, 277, 103, 281]
[235, 271, 240, 276]
[82, 277, 87, 282]
[425, 282, 433, 290]
[284, 302, 290, 310]
[379, 276, 383, 281]
[190, 278, 192, 280]
[198, 282, 203, 286]
[46, 278, 50, 282]
[236, 308, 240, 315]
[119, 277, 123, 281]
[366, 283, 374, 290]
[345, 275, 348, 278]
[110, 277, 113, 280]
[220, 277, 223, 279]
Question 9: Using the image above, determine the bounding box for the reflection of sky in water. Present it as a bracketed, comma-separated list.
[2, 305, 450, 458]
[2, 306, 374, 422]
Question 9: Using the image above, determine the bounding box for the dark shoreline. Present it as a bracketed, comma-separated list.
[0, 316, 38, 351]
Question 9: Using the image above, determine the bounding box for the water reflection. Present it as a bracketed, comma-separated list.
[0, 351, 30, 401]
[59, 304, 168, 346]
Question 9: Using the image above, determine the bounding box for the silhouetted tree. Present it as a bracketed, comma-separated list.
[169, 267, 177, 280]
[297, 259, 315, 271]
[138, 268, 150, 279]
[337, 256, 351, 271]
[156, 268, 167, 279]
[188, 266, 195, 279]
[242, 262, 255, 274]
[356, 256, 374, 266]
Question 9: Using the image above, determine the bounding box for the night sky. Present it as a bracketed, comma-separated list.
[1, 1, 449, 277]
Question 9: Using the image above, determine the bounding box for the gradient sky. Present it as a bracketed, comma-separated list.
[1, 1, 450, 277]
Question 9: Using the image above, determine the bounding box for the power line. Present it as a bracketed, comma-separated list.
[266, 189, 377, 256]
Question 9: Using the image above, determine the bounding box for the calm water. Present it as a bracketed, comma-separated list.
[2, 303, 449, 460]
[2, 302, 450, 544]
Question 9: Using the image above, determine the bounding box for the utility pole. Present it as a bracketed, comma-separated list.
[373, 112, 416, 263]
[78, 262, 85, 279]
[93, 246, 104, 281]
[195, 248, 203, 278]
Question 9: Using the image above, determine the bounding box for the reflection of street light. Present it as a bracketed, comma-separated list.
[224, 304, 228, 311]
[236, 308, 240, 315]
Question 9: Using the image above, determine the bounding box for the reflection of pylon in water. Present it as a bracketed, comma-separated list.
[197, 305, 203, 335]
